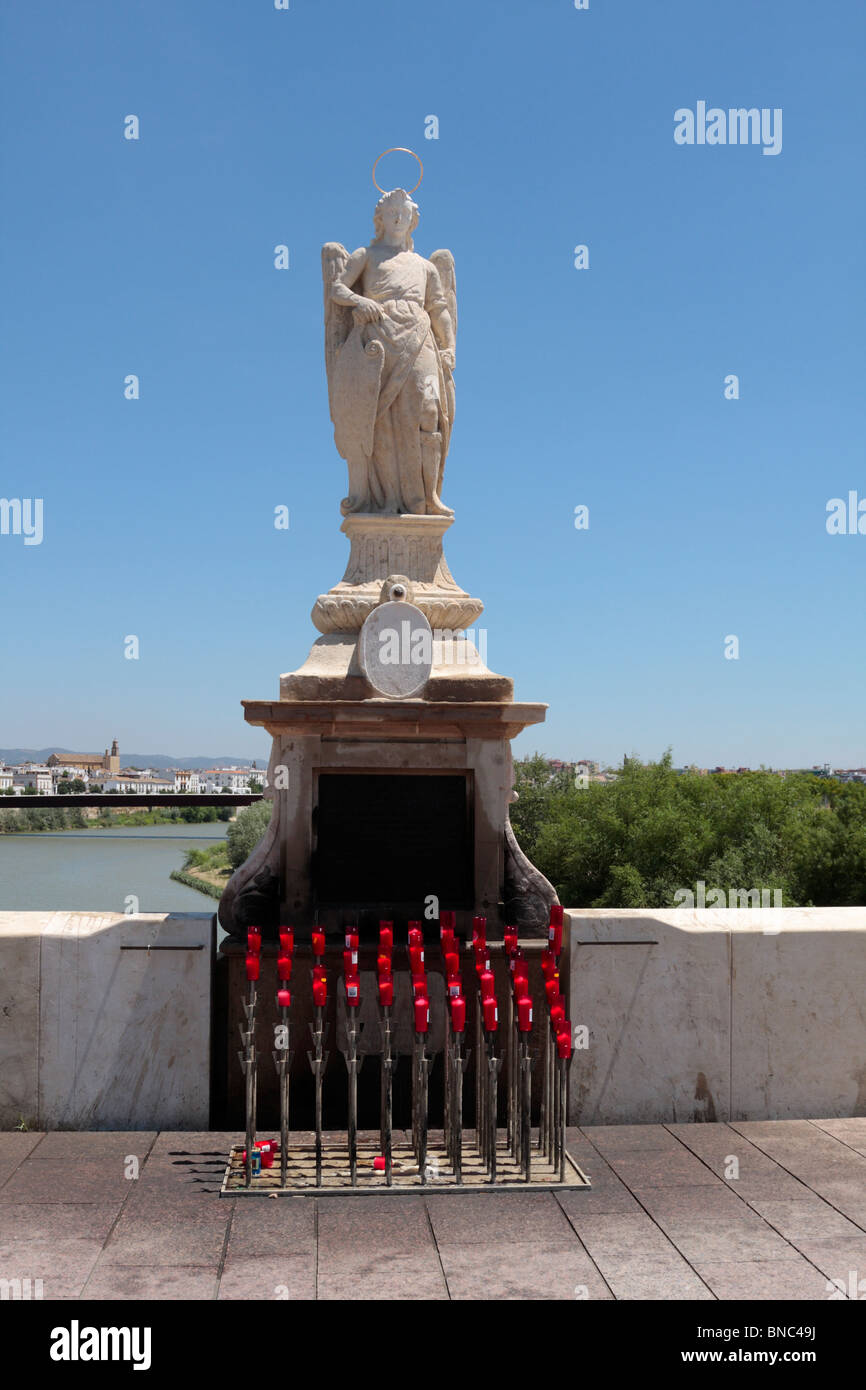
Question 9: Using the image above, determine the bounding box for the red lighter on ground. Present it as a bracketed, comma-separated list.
[245, 953, 260, 981]
[312, 930, 325, 957]
[482, 996, 498, 1032]
[414, 996, 430, 1032]
[517, 995, 533, 1032]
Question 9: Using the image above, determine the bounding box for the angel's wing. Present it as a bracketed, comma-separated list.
[322, 241, 352, 423]
[430, 248, 457, 360]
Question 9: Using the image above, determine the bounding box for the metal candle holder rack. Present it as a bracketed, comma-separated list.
[222, 909, 590, 1195]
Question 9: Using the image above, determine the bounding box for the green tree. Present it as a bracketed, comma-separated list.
[226, 800, 273, 870]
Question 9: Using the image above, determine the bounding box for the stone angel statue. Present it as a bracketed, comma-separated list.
[322, 187, 457, 516]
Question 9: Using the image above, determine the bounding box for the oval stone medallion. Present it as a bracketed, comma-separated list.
[359, 601, 433, 698]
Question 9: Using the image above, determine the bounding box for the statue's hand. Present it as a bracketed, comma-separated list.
[353, 297, 385, 325]
[440, 348, 455, 371]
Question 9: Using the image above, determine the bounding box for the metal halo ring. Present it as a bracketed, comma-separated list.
[371, 147, 424, 195]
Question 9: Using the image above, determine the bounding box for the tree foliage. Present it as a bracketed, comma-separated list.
[510, 752, 866, 908]
[226, 800, 273, 870]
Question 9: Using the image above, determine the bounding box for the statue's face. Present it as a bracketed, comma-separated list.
[380, 198, 414, 242]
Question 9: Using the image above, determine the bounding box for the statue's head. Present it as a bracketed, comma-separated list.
[372, 188, 419, 249]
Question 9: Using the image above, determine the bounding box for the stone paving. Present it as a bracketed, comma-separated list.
[1, 1119, 864, 1300]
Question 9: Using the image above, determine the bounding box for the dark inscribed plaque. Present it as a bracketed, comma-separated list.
[313, 773, 473, 906]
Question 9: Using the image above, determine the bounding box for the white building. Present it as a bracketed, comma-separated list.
[173, 769, 201, 793]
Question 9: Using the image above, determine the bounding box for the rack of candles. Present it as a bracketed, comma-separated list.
[223, 904, 587, 1196]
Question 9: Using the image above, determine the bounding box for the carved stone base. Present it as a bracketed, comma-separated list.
[311, 513, 483, 635]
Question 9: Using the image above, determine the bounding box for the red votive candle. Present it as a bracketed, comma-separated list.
[344, 930, 359, 951]
[277, 988, 291, 1009]
[550, 1003, 566, 1033]
[414, 996, 430, 1033]
[504, 927, 518, 956]
[556, 1026, 573, 1059]
[482, 996, 498, 1032]
[377, 952, 391, 977]
[411, 973, 427, 997]
[517, 995, 533, 1032]
[447, 975, 462, 998]
[379, 922, 394, 952]
[245, 953, 260, 982]
[408, 945, 424, 974]
[439, 909, 456, 932]
[378, 976, 394, 1008]
[312, 930, 325, 957]
[450, 994, 466, 1032]
[343, 949, 358, 976]
[247, 926, 261, 954]
[444, 950, 460, 978]
[345, 978, 360, 1007]
[541, 949, 557, 980]
[440, 928, 456, 955]
[513, 975, 530, 999]
[277, 954, 292, 982]
[408, 926, 424, 949]
[472, 916, 487, 945]
[480, 969, 495, 1000]
[279, 928, 294, 955]
[312, 977, 327, 1007]
[548, 910, 563, 956]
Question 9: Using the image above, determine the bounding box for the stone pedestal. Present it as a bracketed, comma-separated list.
[218, 512, 557, 941]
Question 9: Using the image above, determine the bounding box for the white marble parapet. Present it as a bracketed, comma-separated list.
[0, 912, 213, 1130]
[565, 907, 866, 1125]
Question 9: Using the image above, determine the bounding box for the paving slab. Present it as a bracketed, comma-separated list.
[27, 1131, 157, 1163]
[225, 1198, 316, 1258]
[692, 1257, 842, 1301]
[218, 1254, 317, 1300]
[424, 1191, 576, 1246]
[0, 1159, 135, 1203]
[81, 1263, 220, 1300]
[316, 1247, 448, 1300]
[597, 1255, 715, 1301]
[747, 1195, 865, 1241]
[437, 1238, 612, 1300]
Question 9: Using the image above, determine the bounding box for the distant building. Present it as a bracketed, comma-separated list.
[173, 769, 201, 793]
[48, 739, 120, 777]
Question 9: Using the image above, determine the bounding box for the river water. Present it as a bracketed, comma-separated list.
[0, 823, 228, 914]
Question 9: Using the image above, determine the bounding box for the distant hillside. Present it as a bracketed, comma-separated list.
[0, 748, 266, 771]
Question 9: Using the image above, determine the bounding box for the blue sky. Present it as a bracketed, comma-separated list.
[1, 0, 863, 769]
